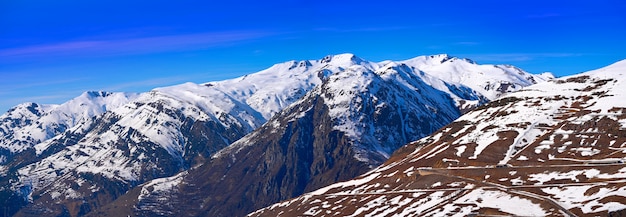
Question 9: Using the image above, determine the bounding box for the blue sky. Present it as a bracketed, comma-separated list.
[1, 0, 625, 113]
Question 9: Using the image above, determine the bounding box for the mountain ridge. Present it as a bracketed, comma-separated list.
[92, 54, 548, 217]
[0, 91, 138, 161]
[1, 53, 548, 217]
[249, 58, 626, 217]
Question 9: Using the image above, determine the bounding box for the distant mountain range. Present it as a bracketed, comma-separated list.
[1, 53, 550, 216]
[250, 59, 626, 217]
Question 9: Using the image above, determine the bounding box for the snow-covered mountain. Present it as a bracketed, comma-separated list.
[0, 91, 137, 155]
[0, 91, 137, 162]
[1, 53, 548, 217]
[205, 54, 379, 119]
[7, 83, 269, 216]
[401, 55, 554, 111]
[250, 59, 626, 217]
[91, 54, 547, 217]
[0, 91, 137, 215]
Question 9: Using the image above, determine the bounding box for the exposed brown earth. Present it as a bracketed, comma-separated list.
[251, 65, 626, 216]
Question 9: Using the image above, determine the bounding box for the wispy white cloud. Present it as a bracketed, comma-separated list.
[0, 31, 275, 59]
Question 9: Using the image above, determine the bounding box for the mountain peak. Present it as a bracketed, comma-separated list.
[81, 90, 112, 99]
[320, 53, 365, 65]
[429, 53, 452, 61]
[538, 72, 556, 80]
[402, 54, 473, 66]
[4, 102, 43, 117]
[428, 54, 478, 64]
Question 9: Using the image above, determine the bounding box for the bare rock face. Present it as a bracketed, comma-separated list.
[11, 98, 253, 217]
[0, 54, 545, 217]
[250, 60, 626, 217]
[94, 55, 546, 217]
[104, 62, 465, 217]
[610, 209, 626, 217]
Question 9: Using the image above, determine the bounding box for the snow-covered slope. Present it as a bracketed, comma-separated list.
[215, 61, 465, 164]
[103, 55, 549, 217]
[208, 53, 550, 118]
[207, 54, 379, 119]
[128, 58, 466, 217]
[10, 82, 268, 216]
[2, 53, 547, 217]
[401, 54, 554, 100]
[0, 91, 137, 161]
[250, 59, 626, 217]
[203, 52, 552, 168]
